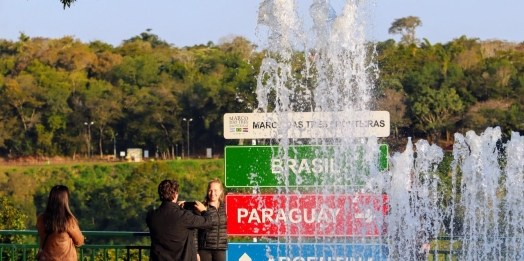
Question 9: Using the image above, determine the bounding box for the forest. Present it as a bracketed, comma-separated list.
[0, 160, 224, 231]
[1, 31, 524, 159]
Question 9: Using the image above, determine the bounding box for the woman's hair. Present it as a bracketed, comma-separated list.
[203, 178, 225, 206]
[158, 180, 179, 202]
[43, 185, 77, 234]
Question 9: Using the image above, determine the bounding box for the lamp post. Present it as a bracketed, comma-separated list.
[84, 121, 94, 158]
[113, 133, 118, 160]
[183, 118, 192, 159]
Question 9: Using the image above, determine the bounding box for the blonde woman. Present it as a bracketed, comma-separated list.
[197, 178, 228, 261]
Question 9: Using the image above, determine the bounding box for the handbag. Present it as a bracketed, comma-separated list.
[35, 233, 49, 261]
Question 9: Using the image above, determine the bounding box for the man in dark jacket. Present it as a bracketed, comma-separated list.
[147, 179, 217, 261]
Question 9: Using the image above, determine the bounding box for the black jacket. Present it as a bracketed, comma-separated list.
[146, 201, 217, 261]
[197, 201, 228, 250]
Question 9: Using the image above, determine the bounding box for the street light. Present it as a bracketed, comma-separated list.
[183, 118, 193, 159]
[113, 133, 118, 160]
[84, 121, 94, 158]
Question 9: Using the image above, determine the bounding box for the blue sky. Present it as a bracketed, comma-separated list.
[1, 0, 523, 47]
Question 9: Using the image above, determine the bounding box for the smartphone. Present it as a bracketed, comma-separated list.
[183, 201, 196, 210]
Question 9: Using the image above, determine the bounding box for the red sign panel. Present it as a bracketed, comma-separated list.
[226, 194, 388, 237]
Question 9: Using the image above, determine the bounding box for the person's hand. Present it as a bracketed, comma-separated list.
[194, 200, 207, 213]
[176, 201, 185, 207]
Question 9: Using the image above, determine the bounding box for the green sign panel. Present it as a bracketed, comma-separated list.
[225, 145, 388, 187]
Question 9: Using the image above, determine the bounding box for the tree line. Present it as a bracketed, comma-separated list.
[0, 32, 261, 159]
[376, 36, 524, 146]
[0, 160, 224, 230]
[1, 32, 523, 158]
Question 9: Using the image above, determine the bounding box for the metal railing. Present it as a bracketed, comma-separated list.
[0, 230, 150, 261]
[0, 230, 472, 261]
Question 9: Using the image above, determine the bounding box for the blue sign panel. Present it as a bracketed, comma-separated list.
[227, 243, 388, 261]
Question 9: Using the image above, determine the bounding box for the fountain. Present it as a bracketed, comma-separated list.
[225, 1, 524, 260]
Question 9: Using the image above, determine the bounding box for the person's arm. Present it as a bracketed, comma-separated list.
[193, 228, 199, 251]
[68, 219, 85, 247]
[183, 205, 218, 229]
[36, 214, 47, 249]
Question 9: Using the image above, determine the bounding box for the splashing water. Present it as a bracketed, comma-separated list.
[252, 1, 524, 260]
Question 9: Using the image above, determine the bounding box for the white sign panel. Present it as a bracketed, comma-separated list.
[223, 111, 390, 139]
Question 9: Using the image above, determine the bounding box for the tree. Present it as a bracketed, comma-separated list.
[0, 197, 29, 260]
[463, 99, 524, 135]
[2, 74, 44, 131]
[410, 87, 464, 145]
[26, 60, 73, 155]
[60, 0, 76, 9]
[388, 16, 422, 45]
[376, 88, 410, 141]
[123, 31, 170, 49]
[82, 79, 123, 158]
[0, 197, 27, 242]
[111, 55, 159, 87]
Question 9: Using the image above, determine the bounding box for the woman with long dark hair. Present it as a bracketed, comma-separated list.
[36, 185, 84, 260]
[197, 178, 228, 261]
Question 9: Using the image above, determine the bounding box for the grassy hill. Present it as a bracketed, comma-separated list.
[0, 159, 225, 231]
